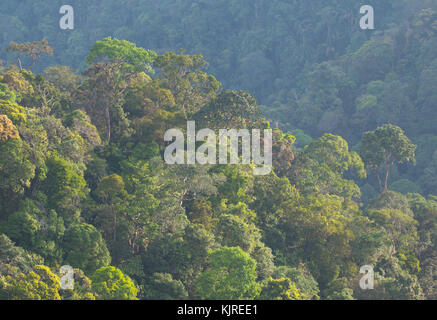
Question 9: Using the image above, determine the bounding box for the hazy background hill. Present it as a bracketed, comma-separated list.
[1, 0, 437, 195]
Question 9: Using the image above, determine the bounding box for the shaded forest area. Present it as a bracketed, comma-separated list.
[0, 0, 437, 300]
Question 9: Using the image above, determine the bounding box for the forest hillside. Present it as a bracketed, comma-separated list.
[0, 0, 437, 300]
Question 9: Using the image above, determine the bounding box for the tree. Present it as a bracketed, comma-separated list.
[43, 66, 81, 93]
[0, 137, 35, 201]
[78, 38, 157, 143]
[140, 223, 214, 295]
[271, 129, 295, 177]
[258, 277, 302, 300]
[273, 266, 320, 300]
[43, 153, 87, 224]
[0, 70, 33, 103]
[60, 268, 96, 300]
[194, 90, 260, 129]
[0, 83, 18, 103]
[0, 234, 43, 277]
[0, 265, 60, 300]
[290, 133, 365, 200]
[0, 100, 27, 125]
[360, 124, 416, 192]
[412, 9, 437, 40]
[6, 199, 65, 266]
[86, 37, 157, 75]
[7, 40, 53, 71]
[0, 114, 19, 141]
[408, 193, 437, 299]
[217, 214, 261, 253]
[154, 51, 220, 119]
[119, 159, 162, 256]
[196, 246, 261, 300]
[95, 174, 128, 246]
[91, 266, 138, 300]
[367, 191, 419, 265]
[279, 191, 361, 288]
[76, 62, 128, 144]
[63, 223, 111, 274]
[292, 62, 350, 135]
[63, 109, 102, 149]
[144, 273, 188, 300]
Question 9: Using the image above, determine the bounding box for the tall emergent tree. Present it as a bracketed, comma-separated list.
[6, 40, 53, 71]
[360, 124, 416, 192]
[79, 37, 157, 143]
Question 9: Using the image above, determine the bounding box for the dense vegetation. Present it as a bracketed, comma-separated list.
[0, 0, 437, 300]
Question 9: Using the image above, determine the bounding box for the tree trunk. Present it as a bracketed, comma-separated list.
[105, 105, 111, 143]
[376, 170, 383, 193]
[113, 208, 117, 243]
[29, 58, 37, 71]
[17, 57, 23, 71]
[384, 153, 390, 191]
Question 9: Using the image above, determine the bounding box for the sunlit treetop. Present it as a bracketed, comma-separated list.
[86, 37, 158, 75]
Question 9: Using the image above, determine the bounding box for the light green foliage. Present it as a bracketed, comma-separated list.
[91, 266, 138, 300]
[366, 208, 418, 255]
[356, 94, 378, 112]
[271, 129, 296, 177]
[0, 82, 17, 103]
[367, 192, 419, 256]
[213, 165, 253, 205]
[303, 134, 366, 178]
[95, 174, 127, 202]
[408, 194, 437, 299]
[273, 266, 320, 300]
[87, 37, 157, 75]
[218, 213, 259, 250]
[60, 268, 96, 300]
[43, 153, 87, 223]
[0, 100, 27, 125]
[326, 288, 355, 300]
[290, 133, 365, 200]
[0, 70, 33, 102]
[0, 265, 60, 300]
[258, 277, 302, 300]
[281, 193, 359, 287]
[0, 100, 26, 125]
[196, 247, 261, 300]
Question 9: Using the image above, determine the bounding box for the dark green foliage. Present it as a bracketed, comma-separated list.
[0, 234, 43, 276]
[144, 273, 188, 300]
[63, 223, 111, 274]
